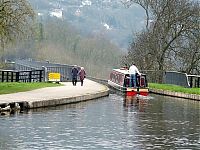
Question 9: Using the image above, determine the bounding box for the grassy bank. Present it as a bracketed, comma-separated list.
[149, 83, 200, 95]
[0, 82, 61, 95]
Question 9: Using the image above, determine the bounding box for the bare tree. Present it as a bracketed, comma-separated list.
[122, 0, 152, 30]
[0, 0, 35, 62]
[122, 30, 155, 70]
[123, 0, 200, 82]
[174, 19, 200, 74]
[146, 0, 198, 70]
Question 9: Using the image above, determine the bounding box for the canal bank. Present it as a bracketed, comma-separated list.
[87, 77, 200, 101]
[150, 88, 200, 101]
[0, 79, 109, 112]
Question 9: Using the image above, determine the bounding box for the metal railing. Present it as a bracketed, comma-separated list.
[14, 60, 200, 87]
[142, 70, 200, 88]
[187, 75, 200, 88]
[15, 59, 76, 82]
[0, 69, 44, 82]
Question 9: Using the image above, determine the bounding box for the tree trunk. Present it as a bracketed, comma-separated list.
[1, 39, 5, 63]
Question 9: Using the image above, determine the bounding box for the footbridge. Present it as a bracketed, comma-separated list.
[0, 59, 109, 114]
[15, 59, 76, 82]
[1, 59, 200, 114]
[10, 59, 200, 88]
[4, 59, 200, 88]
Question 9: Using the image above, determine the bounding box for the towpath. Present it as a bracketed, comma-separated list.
[0, 79, 109, 109]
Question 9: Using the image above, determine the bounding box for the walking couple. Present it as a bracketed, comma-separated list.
[71, 65, 86, 86]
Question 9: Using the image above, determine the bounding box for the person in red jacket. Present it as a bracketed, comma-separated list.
[78, 67, 86, 86]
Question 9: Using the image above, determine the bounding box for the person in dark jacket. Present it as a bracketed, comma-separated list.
[71, 65, 79, 86]
[78, 67, 86, 86]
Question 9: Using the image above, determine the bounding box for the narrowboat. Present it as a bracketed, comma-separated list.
[108, 68, 149, 96]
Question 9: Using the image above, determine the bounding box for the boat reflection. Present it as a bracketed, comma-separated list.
[123, 95, 149, 112]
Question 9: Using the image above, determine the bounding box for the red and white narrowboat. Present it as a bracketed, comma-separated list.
[108, 68, 149, 96]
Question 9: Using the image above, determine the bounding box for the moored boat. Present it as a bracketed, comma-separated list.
[108, 68, 149, 96]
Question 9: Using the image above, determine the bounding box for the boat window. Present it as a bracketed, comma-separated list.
[110, 73, 113, 80]
[140, 75, 147, 87]
[119, 74, 123, 85]
[115, 74, 118, 84]
[124, 75, 130, 87]
[112, 73, 116, 82]
[117, 75, 120, 84]
[110, 73, 115, 82]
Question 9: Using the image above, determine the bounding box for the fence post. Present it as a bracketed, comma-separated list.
[6, 71, 9, 82]
[190, 77, 193, 88]
[11, 72, 13, 82]
[42, 66, 48, 82]
[39, 70, 42, 82]
[16, 72, 19, 82]
[29, 71, 32, 82]
[2, 71, 4, 82]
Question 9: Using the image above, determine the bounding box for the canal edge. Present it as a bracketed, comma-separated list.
[0, 83, 110, 113]
[150, 88, 200, 101]
[27, 86, 109, 108]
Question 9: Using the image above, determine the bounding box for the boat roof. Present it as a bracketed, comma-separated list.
[112, 68, 130, 75]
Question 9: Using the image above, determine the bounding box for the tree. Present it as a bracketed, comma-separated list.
[0, 0, 35, 62]
[122, 0, 152, 30]
[122, 0, 200, 82]
[174, 25, 200, 74]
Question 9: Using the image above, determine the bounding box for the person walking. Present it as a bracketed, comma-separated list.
[71, 65, 79, 86]
[129, 63, 141, 87]
[78, 67, 86, 86]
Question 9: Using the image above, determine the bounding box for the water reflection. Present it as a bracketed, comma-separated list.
[123, 95, 149, 112]
[0, 94, 200, 150]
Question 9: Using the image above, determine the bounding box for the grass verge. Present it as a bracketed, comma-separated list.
[0, 82, 62, 95]
[149, 83, 200, 95]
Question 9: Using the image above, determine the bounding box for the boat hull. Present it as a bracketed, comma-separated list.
[108, 80, 149, 96]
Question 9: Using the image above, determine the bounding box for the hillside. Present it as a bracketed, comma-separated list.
[5, 17, 123, 78]
[3, 0, 146, 78]
[29, 0, 146, 49]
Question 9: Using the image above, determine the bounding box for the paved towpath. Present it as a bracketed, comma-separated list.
[0, 79, 109, 108]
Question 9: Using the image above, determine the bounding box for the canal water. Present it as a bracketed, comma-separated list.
[0, 94, 200, 150]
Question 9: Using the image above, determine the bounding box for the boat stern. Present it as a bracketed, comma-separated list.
[126, 87, 149, 96]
